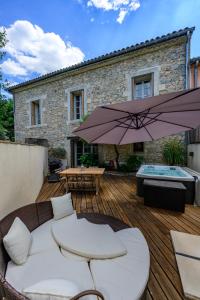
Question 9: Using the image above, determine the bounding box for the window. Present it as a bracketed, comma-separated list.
[31, 100, 41, 125]
[70, 90, 84, 120]
[75, 140, 98, 166]
[133, 142, 144, 153]
[132, 74, 153, 100]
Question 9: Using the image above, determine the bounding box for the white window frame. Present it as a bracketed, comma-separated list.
[133, 73, 153, 100]
[65, 86, 88, 124]
[127, 66, 160, 100]
[27, 94, 46, 128]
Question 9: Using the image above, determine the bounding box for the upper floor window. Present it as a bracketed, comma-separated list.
[132, 73, 153, 100]
[31, 100, 41, 125]
[70, 90, 84, 120]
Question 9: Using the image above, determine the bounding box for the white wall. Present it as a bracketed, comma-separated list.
[0, 142, 48, 219]
[187, 144, 200, 173]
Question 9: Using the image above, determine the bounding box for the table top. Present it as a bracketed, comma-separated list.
[60, 167, 105, 176]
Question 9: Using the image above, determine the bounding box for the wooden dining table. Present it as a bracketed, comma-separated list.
[59, 167, 105, 195]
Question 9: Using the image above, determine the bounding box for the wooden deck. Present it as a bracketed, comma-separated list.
[37, 175, 200, 300]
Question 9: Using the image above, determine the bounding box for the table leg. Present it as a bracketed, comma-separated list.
[95, 176, 100, 195]
[65, 176, 69, 193]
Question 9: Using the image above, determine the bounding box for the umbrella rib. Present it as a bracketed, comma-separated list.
[139, 116, 154, 141]
[143, 126, 154, 141]
[74, 116, 129, 133]
[118, 118, 133, 145]
[139, 88, 200, 115]
[144, 108, 200, 114]
[144, 116, 194, 129]
[89, 116, 130, 143]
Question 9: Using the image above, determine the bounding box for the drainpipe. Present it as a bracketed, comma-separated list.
[185, 30, 191, 147]
[195, 60, 199, 87]
[185, 30, 191, 89]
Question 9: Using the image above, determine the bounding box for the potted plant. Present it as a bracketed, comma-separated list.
[162, 138, 185, 165]
[80, 153, 98, 168]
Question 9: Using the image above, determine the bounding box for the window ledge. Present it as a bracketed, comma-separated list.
[67, 120, 81, 125]
[27, 124, 47, 129]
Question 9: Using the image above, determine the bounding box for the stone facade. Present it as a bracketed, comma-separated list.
[13, 35, 189, 166]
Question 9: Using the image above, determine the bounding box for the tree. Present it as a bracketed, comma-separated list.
[0, 29, 14, 141]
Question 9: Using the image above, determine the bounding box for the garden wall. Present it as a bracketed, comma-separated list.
[0, 141, 48, 219]
[187, 144, 200, 173]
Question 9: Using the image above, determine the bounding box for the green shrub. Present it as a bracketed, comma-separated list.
[49, 147, 66, 159]
[80, 153, 98, 167]
[126, 155, 144, 172]
[162, 138, 185, 165]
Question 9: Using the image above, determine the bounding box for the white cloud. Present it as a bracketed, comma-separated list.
[86, 0, 140, 23]
[117, 9, 128, 24]
[1, 20, 85, 77]
[1, 58, 27, 76]
[90, 17, 95, 22]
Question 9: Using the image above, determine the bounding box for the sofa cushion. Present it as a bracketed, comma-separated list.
[52, 218, 127, 259]
[61, 248, 90, 262]
[3, 217, 32, 265]
[30, 219, 58, 255]
[51, 193, 74, 220]
[6, 250, 96, 299]
[90, 228, 150, 300]
[23, 279, 80, 300]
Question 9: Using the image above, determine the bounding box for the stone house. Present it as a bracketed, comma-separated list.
[9, 27, 195, 167]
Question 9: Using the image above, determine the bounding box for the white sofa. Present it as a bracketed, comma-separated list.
[5, 213, 150, 300]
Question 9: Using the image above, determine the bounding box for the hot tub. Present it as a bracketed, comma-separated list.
[136, 165, 195, 204]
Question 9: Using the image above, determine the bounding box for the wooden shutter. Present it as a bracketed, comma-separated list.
[81, 90, 84, 117]
[31, 102, 35, 125]
[70, 93, 74, 120]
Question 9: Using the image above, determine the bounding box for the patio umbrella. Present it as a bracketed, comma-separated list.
[74, 88, 200, 145]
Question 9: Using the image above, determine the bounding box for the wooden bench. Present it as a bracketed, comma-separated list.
[143, 179, 186, 212]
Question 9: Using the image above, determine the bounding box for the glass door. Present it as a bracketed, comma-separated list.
[74, 140, 98, 167]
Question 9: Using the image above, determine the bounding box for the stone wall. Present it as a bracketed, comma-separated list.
[13, 36, 187, 166]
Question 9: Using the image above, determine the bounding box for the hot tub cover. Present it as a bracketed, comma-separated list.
[52, 218, 127, 259]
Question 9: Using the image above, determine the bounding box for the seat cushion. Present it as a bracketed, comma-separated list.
[90, 228, 150, 300]
[61, 248, 90, 262]
[3, 217, 32, 265]
[170, 230, 200, 258]
[52, 218, 127, 259]
[6, 250, 96, 299]
[175, 254, 200, 299]
[23, 279, 80, 300]
[30, 219, 58, 255]
[51, 193, 74, 220]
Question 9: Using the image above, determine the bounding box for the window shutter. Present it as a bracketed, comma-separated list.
[81, 90, 84, 117]
[31, 102, 35, 125]
[70, 93, 74, 120]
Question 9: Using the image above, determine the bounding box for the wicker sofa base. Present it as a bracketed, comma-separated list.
[0, 202, 130, 300]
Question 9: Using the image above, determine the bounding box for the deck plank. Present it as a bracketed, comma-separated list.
[36, 175, 200, 300]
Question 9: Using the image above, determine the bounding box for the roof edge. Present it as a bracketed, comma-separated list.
[191, 56, 200, 63]
[8, 26, 195, 92]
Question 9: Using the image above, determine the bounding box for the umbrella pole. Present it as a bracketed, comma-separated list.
[114, 144, 120, 170]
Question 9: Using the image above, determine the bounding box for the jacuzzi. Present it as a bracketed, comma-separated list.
[136, 165, 195, 204]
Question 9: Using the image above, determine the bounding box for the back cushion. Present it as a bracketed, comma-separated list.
[36, 201, 53, 225]
[0, 204, 39, 237]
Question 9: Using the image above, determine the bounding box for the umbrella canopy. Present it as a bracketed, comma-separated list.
[74, 88, 200, 145]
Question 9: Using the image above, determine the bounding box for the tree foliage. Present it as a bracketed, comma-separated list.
[0, 29, 14, 141]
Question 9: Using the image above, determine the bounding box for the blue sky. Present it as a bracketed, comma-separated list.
[0, 0, 200, 86]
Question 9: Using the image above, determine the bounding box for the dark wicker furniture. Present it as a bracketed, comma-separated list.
[143, 179, 186, 212]
[137, 176, 194, 204]
[0, 202, 129, 300]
